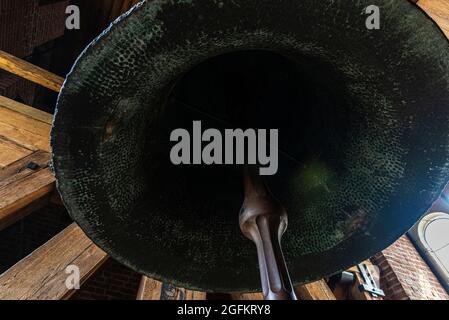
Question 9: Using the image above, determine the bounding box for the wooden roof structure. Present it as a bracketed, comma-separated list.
[0, 0, 447, 300]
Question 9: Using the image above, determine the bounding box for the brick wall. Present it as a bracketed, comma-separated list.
[33, 1, 69, 49]
[0, 0, 68, 105]
[0, 0, 69, 56]
[0, 0, 35, 57]
[71, 259, 142, 300]
[0, 70, 37, 105]
[372, 235, 449, 300]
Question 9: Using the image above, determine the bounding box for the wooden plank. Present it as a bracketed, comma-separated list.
[0, 151, 51, 189]
[350, 275, 374, 300]
[295, 280, 336, 300]
[230, 292, 264, 300]
[0, 136, 33, 168]
[419, 0, 449, 38]
[0, 224, 108, 300]
[0, 50, 63, 92]
[0, 122, 49, 152]
[0, 103, 51, 152]
[136, 277, 163, 300]
[0, 97, 51, 152]
[0, 168, 55, 231]
[231, 280, 336, 300]
[137, 276, 207, 300]
[109, 0, 128, 21]
[109, 0, 141, 21]
[330, 281, 349, 300]
[0, 106, 51, 140]
[0, 95, 53, 125]
[120, 0, 141, 14]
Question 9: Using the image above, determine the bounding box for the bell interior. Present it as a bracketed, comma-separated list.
[154, 49, 355, 227]
[114, 49, 376, 290]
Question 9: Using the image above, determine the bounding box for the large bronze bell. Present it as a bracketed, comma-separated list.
[51, 0, 449, 295]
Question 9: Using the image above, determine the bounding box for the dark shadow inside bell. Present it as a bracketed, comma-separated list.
[138, 50, 358, 223]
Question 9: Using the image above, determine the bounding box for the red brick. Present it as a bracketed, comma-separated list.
[372, 235, 449, 300]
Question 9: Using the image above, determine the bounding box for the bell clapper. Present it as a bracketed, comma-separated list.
[239, 166, 297, 300]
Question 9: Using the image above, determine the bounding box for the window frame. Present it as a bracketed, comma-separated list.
[408, 211, 449, 294]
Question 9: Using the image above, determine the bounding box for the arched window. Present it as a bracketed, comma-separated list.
[421, 213, 449, 274]
[409, 212, 449, 293]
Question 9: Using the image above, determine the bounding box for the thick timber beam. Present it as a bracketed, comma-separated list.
[230, 280, 336, 300]
[230, 292, 264, 300]
[0, 152, 54, 231]
[295, 280, 336, 300]
[0, 96, 54, 231]
[0, 50, 64, 92]
[0, 224, 108, 300]
[418, 0, 449, 38]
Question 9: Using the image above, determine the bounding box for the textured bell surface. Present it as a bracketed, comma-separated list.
[51, 0, 449, 292]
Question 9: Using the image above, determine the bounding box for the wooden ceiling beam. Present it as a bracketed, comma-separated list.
[0, 223, 107, 300]
[230, 292, 265, 300]
[230, 279, 336, 300]
[0, 50, 64, 93]
[0, 93, 54, 231]
[418, 0, 449, 38]
[295, 280, 337, 300]
[0, 95, 53, 125]
[0, 100, 51, 152]
[0, 151, 54, 231]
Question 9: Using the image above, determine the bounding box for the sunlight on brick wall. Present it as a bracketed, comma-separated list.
[372, 235, 449, 300]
